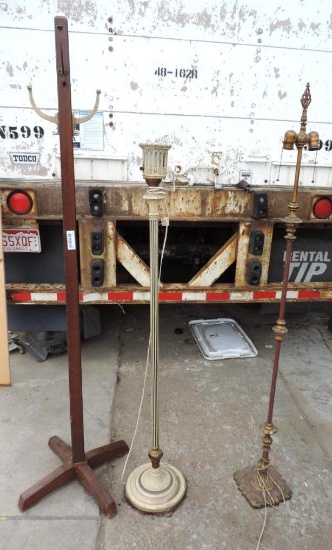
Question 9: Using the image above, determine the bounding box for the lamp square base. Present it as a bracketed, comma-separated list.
[234, 465, 292, 509]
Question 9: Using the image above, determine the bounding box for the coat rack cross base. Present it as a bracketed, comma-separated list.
[18, 435, 129, 517]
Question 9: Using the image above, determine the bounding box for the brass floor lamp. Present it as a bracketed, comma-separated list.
[125, 144, 186, 513]
[234, 83, 319, 507]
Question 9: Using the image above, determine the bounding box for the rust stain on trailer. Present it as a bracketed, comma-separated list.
[235, 223, 250, 286]
[1, 183, 326, 223]
[127, 189, 148, 217]
[56, 0, 97, 23]
[78, 221, 91, 288]
[156, 5, 212, 29]
[219, 4, 258, 33]
[310, 22, 321, 32]
[193, 9, 213, 29]
[167, 190, 206, 218]
[138, 2, 149, 16]
[238, 7, 257, 22]
[223, 192, 247, 215]
[105, 221, 117, 286]
[269, 19, 292, 34]
[5, 62, 14, 77]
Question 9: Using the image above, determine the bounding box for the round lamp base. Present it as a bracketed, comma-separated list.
[125, 462, 186, 514]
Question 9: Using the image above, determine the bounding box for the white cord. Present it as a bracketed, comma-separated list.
[114, 303, 126, 315]
[159, 202, 169, 280]
[255, 470, 286, 550]
[121, 199, 170, 483]
[121, 335, 151, 482]
[256, 489, 268, 550]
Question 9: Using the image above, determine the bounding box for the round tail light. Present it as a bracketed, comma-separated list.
[312, 196, 332, 219]
[7, 190, 33, 215]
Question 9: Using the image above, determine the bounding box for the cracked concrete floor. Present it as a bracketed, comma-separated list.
[1, 303, 332, 549]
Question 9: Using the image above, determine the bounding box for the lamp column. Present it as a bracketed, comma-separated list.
[234, 83, 319, 508]
[125, 145, 186, 514]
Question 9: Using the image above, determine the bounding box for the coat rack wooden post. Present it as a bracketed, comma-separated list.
[18, 16, 129, 516]
[0, 204, 11, 387]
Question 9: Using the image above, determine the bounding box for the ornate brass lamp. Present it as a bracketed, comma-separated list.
[125, 144, 186, 513]
[234, 83, 319, 508]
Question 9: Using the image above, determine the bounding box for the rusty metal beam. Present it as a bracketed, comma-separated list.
[189, 232, 238, 287]
[2, 183, 331, 223]
[106, 221, 117, 286]
[235, 223, 251, 287]
[256, 222, 274, 285]
[117, 233, 151, 286]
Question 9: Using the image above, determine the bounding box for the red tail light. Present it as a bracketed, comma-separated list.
[7, 190, 33, 215]
[312, 196, 332, 219]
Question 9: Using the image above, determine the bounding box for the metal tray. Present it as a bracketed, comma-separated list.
[189, 318, 258, 360]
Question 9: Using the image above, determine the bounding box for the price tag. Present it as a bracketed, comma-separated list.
[66, 230, 76, 250]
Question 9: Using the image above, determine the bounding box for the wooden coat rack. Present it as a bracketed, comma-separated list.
[0, 204, 11, 387]
[18, 16, 128, 516]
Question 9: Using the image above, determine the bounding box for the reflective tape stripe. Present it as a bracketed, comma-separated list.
[133, 291, 150, 301]
[83, 292, 109, 303]
[31, 293, 58, 301]
[206, 292, 230, 301]
[298, 289, 321, 299]
[230, 292, 254, 301]
[159, 292, 183, 301]
[108, 291, 134, 301]
[11, 292, 32, 302]
[182, 292, 206, 301]
[9, 288, 322, 303]
[253, 290, 276, 300]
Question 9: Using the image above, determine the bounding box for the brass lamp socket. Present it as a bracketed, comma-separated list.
[283, 130, 297, 150]
[307, 130, 320, 150]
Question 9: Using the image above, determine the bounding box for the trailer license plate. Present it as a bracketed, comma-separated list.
[2, 228, 41, 252]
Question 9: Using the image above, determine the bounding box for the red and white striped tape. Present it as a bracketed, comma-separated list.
[10, 288, 322, 303]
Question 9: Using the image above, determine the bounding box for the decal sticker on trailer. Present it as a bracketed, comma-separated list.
[73, 111, 104, 150]
[268, 229, 332, 283]
[286, 250, 331, 282]
[10, 153, 40, 164]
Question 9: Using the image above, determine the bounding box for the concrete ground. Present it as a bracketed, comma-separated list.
[1, 303, 332, 550]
